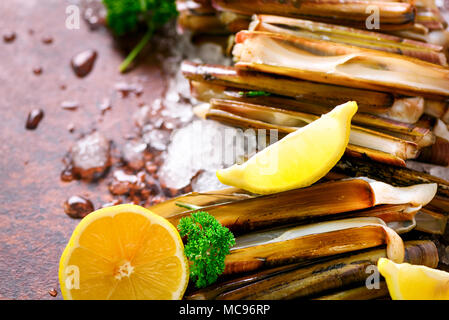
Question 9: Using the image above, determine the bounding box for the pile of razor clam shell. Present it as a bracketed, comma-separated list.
[149, 0, 449, 299]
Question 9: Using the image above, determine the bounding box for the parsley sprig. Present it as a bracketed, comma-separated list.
[178, 211, 235, 288]
[102, 0, 178, 72]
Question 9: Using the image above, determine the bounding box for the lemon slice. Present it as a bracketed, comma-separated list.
[216, 101, 358, 194]
[378, 258, 449, 300]
[58, 204, 189, 300]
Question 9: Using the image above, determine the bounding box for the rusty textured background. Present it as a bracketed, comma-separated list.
[0, 0, 166, 299]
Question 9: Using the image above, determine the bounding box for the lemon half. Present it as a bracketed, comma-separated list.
[59, 204, 189, 300]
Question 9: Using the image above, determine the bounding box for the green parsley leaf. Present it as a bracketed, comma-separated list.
[177, 211, 236, 288]
[102, 0, 178, 72]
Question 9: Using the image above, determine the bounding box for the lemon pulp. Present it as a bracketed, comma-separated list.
[378, 257, 449, 300]
[58, 204, 189, 300]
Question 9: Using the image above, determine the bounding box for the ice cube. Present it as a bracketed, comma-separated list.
[158, 120, 240, 190]
[70, 131, 110, 180]
[192, 170, 229, 192]
[142, 128, 171, 152]
[122, 140, 147, 170]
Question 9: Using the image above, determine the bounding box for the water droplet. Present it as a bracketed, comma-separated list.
[71, 49, 97, 77]
[32, 66, 43, 75]
[3, 30, 16, 43]
[42, 36, 53, 45]
[64, 195, 94, 219]
[67, 123, 75, 133]
[61, 101, 79, 111]
[48, 289, 58, 297]
[25, 109, 44, 130]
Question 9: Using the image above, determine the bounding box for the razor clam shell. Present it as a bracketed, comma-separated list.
[167, 179, 379, 234]
[149, 187, 256, 217]
[208, 98, 420, 159]
[167, 178, 435, 235]
[185, 240, 437, 300]
[220, 241, 435, 299]
[212, 0, 415, 30]
[335, 157, 449, 199]
[182, 61, 395, 111]
[251, 14, 447, 65]
[417, 136, 449, 166]
[205, 105, 409, 166]
[314, 282, 389, 300]
[224, 217, 405, 274]
[178, 10, 227, 34]
[234, 31, 449, 99]
[415, 208, 448, 235]
[190, 80, 428, 128]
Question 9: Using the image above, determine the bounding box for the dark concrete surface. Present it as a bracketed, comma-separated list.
[0, 0, 166, 299]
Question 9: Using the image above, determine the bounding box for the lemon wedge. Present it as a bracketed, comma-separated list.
[59, 204, 189, 300]
[378, 258, 449, 300]
[216, 101, 358, 194]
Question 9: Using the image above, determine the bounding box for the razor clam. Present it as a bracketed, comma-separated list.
[167, 178, 437, 235]
[217, 11, 251, 33]
[341, 203, 419, 234]
[212, 0, 415, 30]
[182, 61, 396, 111]
[389, 29, 449, 50]
[375, 128, 435, 149]
[207, 99, 421, 160]
[176, 0, 215, 13]
[178, 10, 227, 34]
[425, 100, 448, 118]
[426, 195, 449, 214]
[186, 240, 437, 300]
[149, 187, 255, 217]
[415, 208, 448, 235]
[314, 282, 389, 300]
[434, 119, 449, 140]
[224, 217, 405, 275]
[205, 107, 408, 166]
[190, 80, 427, 125]
[205, 106, 412, 166]
[417, 137, 449, 167]
[416, 6, 447, 30]
[250, 15, 447, 65]
[233, 31, 449, 99]
[335, 157, 449, 198]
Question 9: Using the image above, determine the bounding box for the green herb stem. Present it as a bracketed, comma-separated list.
[119, 28, 153, 73]
[175, 202, 203, 211]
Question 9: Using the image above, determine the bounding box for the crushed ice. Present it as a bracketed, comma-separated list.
[142, 28, 236, 191]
